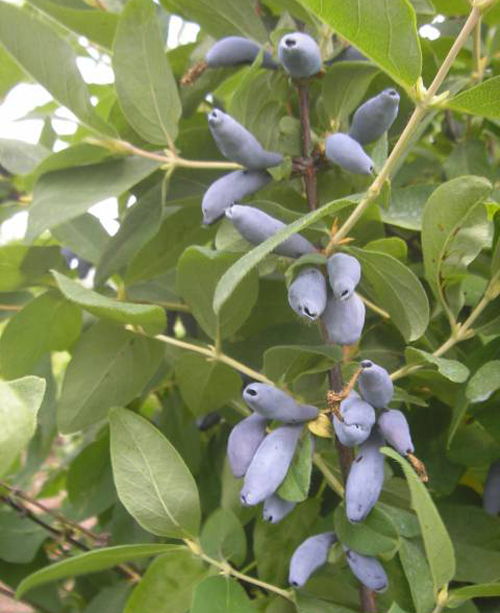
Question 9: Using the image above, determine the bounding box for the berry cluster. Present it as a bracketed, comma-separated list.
[198, 32, 422, 596]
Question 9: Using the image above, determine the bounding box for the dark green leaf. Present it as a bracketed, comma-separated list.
[0, 511, 47, 564]
[110, 408, 201, 538]
[398, 538, 435, 613]
[200, 508, 246, 566]
[348, 247, 429, 342]
[448, 583, 500, 607]
[405, 348, 470, 383]
[263, 345, 342, 384]
[191, 576, 255, 613]
[465, 360, 500, 403]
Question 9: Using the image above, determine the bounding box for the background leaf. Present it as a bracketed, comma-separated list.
[446, 76, 500, 119]
[191, 576, 255, 613]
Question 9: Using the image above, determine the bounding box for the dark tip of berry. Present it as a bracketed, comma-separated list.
[285, 37, 296, 48]
[291, 581, 299, 587]
[245, 387, 258, 397]
[361, 360, 372, 368]
[303, 306, 316, 318]
[388, 89, 398, 96]
[341, 289, 349, 297]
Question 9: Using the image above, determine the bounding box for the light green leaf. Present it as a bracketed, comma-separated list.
[110, 408, 201, 538]
[447, 583, 500, 608]
[322, 62, 379, 123]
[334, 504, 400, 557]
[16, 544, 178, 597]
[0, 139, 49, 175]
[159, 0, 268, 42]
[123, 549, 208, 613]
[465, 360, 500, 403]
[27, 157, 161, 241]
[348, 247, 429, 342]
[57, 322, 164, 433]
[381, 184, 436, 231]
[0, 376, 45, 477]
[52, 270, 165, 335]
[0, 45, 26, 99]
[175, 353, 242, 417]
[365, 237, 408, 261]
[0, 2, 110, 134]
[296, 0, 422, 87]
[446, 76, 500, 119]
[398, 538, 435, 613]
[191, 576, 255, 613]
[200, 508, 247, 566]
[213, 198, 353, 314]
[114, 0, 181, 145]
[263, 345, 342, 384]
[278, 432, 313, 502]
[0, 290, 82, 380]
[405, 348, 470, 383]
[178, 246, 259, 340]
[52, 213, 110, 265]
[382, 447, 455, 592]
[0, 245, 61, 292]
[27, 0, 118, 50]
[421, 176, 492, 301]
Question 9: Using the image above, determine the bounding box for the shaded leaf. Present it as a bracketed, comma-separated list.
[446, 76, 500, 119]
[191, 576, 255, 613]
[465, 360, 500, 403]
[405, 348, 470, 383]
[200, 508, 246, 566]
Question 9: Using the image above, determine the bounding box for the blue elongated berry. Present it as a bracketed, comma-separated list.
[327, 253, 361, 301]
[201, 170, 271, 225]
[322, 293, 365, 346]
[289, 532, 337, 588]
[243, 383, 318, 423]
[225, 205, 316, 258]
[349, 88, 400, 145]
[263, 494, 296, 523]
[288, 267, 327, 321]
[227, 413, 268, 479]
[345, 431, 385, 522]
[278, 32, 322, 78]
[240, 424, 303, 506]
[483, 459, 500, 516]
[358, 360, 394, 408]
[208, 109, 283, 169]
[378, 409, 414, 456]
[325, 133, 374, 175]
[343, 547, 388, 592]
[333, 393, 375, 447]
[206, 36, 278, 69]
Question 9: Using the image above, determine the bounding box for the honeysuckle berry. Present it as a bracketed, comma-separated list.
[349, 88, 400, 145]
[278, 32, 322, 78]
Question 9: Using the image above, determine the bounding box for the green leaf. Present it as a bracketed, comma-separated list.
[263, 345, 342, 384]
[200, 508, 247, 566]
[159, 0, 268, 42]
[398, 538, 435, 613]
[213, 198, 353, 314]
[0, 511, 47, 564]
[110, 408, 201, 538]
[334, 504, 400, 557]
[0, 139, 49, 175]
[0, 245, 61, 292]
[113, 0, 181, 145]
[52, 270, 165, 335]
[382, 447, 455, 592]
[421, 176, 492, 302]
[447, 583, 500, 608]
[16, 544, 177, 598]
[295, 594, 358, 613]
[277, 432, 313, 502]
[95, 188, 162, 286]
[175, 353, 242, 417]
[0, 376, 45, 478]
[0, 290, 82, 379]
[27, 0, 118, 50]
[322, 62, 379, 123]
[0, 45, 26, 99]
[405, 348, 470, 383]
[381, 184, 436, 231]
[348, 247, 429, 342]
[296, 0, 422, 87]
[123, 548, 208, 613]
[0, 2, 110, 134]
[52, 213, 110, 265]
[446, 76, 500, 119]
[365, 237, 408, 261]
[191, 576, 255, 613]
[178, 246, 259, 340]
[27, 157, 161, 241]
[57, 322, 164, 433]
[465, 361, 500, 403]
